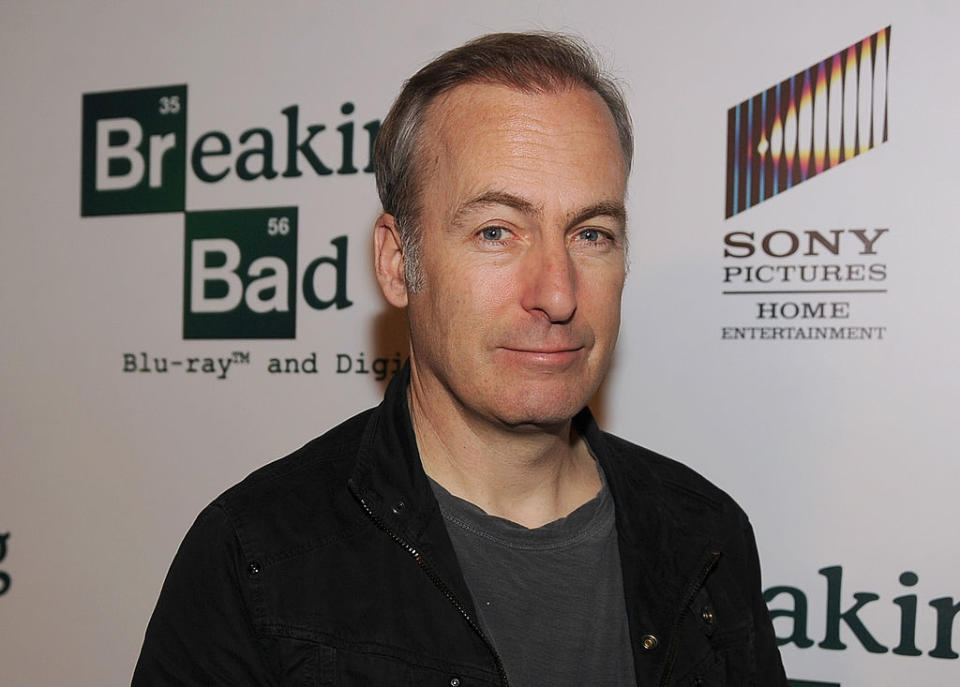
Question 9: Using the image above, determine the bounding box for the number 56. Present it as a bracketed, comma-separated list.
[267, 217, 290, 236]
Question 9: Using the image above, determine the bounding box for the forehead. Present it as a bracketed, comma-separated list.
[418, 83, 627, 210]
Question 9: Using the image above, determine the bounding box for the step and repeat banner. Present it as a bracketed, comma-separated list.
[2, 2, 958, 685]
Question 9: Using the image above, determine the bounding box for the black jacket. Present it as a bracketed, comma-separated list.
[133, 367, 787, 686]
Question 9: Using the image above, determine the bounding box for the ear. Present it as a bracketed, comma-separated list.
[374, 213, 409, 308]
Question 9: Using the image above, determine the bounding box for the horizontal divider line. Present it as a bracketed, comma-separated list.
[722, 289, 888, 295]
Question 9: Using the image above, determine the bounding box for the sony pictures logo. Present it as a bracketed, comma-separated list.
[719, 27, 893, 342]
[725, 26, 890, 218]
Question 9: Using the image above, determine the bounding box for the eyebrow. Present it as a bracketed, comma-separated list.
[567, 201, 627, 230]
[452, 191, 537, 225]
[452, 191, 627, 231]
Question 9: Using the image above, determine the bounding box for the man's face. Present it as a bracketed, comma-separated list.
[404, 83, 628, 430]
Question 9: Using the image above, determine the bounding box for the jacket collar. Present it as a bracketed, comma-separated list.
[348, 363, 476, 614]
[349, 362, 436, 540]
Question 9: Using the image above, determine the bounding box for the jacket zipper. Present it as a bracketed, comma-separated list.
[354, 492, 510, 687]
[658, 550, 721, 687]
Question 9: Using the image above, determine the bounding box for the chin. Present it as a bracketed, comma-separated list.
[492, 387, 591, 430]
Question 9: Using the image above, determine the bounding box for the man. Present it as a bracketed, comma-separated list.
[134, 33, 787, 686]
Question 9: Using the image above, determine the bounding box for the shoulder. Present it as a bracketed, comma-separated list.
[204, 407, 376, 560]
[221, 407, 371, 500]
[598, 431, 751, 537]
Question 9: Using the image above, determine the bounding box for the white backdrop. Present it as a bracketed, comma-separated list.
[2, 2, 958, 685]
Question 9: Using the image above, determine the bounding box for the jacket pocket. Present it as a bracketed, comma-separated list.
[671, 583, 757, 687]
[674, 623, 756, 687]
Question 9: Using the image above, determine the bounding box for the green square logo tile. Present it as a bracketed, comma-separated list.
[183, 207, 297, 339]
[81, 85, 187, 216]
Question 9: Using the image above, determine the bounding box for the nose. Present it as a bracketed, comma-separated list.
[521, 241, 577, 324]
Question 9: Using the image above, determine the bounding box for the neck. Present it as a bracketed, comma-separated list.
[408, 370, 601, 529]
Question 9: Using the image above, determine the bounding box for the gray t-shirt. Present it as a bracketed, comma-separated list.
[430, 466, 637, 686]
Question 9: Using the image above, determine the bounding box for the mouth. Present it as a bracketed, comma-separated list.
[499, 346, 584, 367]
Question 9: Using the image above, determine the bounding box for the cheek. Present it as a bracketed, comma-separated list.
[444, 263, 516, 315]
[584, 282, 624, 346]
[580, 265, 624, 311]
[590, 300, 622, 339]
[417, 268, 501, 349]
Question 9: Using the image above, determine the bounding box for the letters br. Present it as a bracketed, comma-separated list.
[81, 85, 187, 216]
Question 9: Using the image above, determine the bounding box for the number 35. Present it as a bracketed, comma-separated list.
[159, 95, 181, 115]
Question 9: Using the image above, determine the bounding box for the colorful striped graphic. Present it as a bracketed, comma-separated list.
[725, 26, 890, 218]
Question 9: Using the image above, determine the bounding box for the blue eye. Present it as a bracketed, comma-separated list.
[481, 226, 505, 241]
[579, 228, 601, 242]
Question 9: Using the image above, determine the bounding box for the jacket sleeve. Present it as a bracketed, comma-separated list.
[132, 504, 278, 687]
[741, 520, 789, 686]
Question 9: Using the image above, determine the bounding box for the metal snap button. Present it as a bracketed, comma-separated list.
[449, 678, 461, 687]
[247, 561, 261, 576]
[391, 500, 406, 515]
[701, 606, 715, 625]
[641, 634, 659, 650]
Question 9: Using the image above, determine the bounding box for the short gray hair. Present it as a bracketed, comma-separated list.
[373, 32, 633, 290]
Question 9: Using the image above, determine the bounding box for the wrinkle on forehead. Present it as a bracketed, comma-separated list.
[451, 190, 626, 232]
[424, 82, 627, 179]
